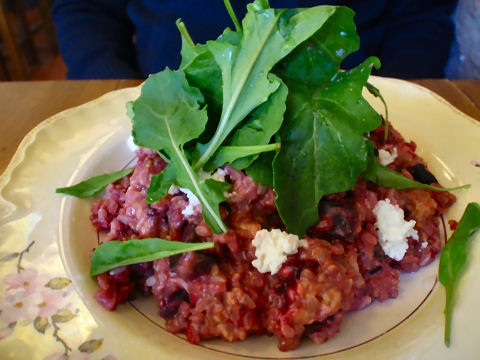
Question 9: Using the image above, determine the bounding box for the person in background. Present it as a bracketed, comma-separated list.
[446, 0, 480, 79]
[52, 0, 458, 80]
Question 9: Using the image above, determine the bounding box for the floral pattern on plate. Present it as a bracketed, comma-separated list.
[0, 241, 114, 360]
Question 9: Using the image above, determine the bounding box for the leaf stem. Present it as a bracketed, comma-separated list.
[177, 21, 195, 48]
[52, 320, 72, 356]
[365, 82, 389, 141]
[156, 101, 227, 233]
[220, 142, 281, 155]
[223, 0, 242, 32]
[444, 290, 453, 347]
[16, 240, 35, 274]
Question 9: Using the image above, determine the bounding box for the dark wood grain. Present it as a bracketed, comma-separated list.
[0, 80, 120, 173]
[450, 80, 480, 113]
[413, 80, 480, 121]
[0, 79, 479, 175]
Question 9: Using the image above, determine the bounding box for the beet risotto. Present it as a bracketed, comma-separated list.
[89, 124, 455, 351]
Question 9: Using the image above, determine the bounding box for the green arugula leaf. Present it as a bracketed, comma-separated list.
[269, 6, 383, 237]
[205, 143, 280, 171]
[131, 69, 207, 151]
[177, 21, 241, 143]
[274, 57, 381, 237]
[90, 238, 214, 276]
[146, 164, 177, 204]
[364, 144, 470, 192]
[439, 202, 480, 346]
[177, 21, 222, 129]
[245, 151, 276, 188]
[274, 6, 359, 85]
[193, 2, 340, 169]
[56, 168, 133, 198]
[200, 179, 232, 216]
[129, 68, 227, 233]
[217, 76, 288, 171]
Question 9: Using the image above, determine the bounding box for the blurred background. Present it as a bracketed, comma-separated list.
[0, 0, 477, 81]
[0, 0, 65, 80]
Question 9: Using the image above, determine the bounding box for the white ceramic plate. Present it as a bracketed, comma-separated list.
[1, 77, 479, 360]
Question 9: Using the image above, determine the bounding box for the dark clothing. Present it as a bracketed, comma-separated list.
[52, 0, 458, 79]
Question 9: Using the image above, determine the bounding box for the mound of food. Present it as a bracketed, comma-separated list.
[90, 123, 455, 351]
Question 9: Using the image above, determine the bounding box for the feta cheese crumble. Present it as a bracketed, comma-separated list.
[251, 229, 304, 274]
[378, 148, 398, 166]
[197, 168, 227, 183]
[168, 185, 201, 217]
[373, 198, 418, 261]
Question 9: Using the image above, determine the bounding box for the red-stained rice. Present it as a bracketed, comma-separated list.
[90, 124, 456, 351]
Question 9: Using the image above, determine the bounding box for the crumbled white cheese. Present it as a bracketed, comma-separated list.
[197, 168, 227, 183]
[168, 185, 201, 217]
[421, 241, 428, 249]
[167, 185, 178, 195]
[373, 198, 418, 261]
[378, 148, 398, 166]
[251, 229, 304, 274]
[211, 168, 227, 182]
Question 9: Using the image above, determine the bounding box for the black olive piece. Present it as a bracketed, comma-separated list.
[407, 163, 438, 184]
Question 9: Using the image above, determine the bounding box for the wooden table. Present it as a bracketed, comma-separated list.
[0, 79, 479, 175]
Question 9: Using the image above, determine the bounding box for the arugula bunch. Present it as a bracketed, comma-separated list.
[129, 1, 379, 237]
[130, 0, 464, 238]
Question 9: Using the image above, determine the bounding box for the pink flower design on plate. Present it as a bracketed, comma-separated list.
[3, 268, 49, 295]
[37, 289, 65, 318]
[44, 351, 90, 360]
[69, 351, 90, 360]
[43, 352, 65, 360]
[0, 291, 41, 324]
[0, 326, 14, 341]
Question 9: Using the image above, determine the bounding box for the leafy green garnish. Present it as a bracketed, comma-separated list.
[273, 56, 382, 236]
[132, 1, 466, 238]
[205, 76, 288, 171]
[246, 151, 277, 188]
[129, 69, 228, 234]
[177, 20, 230, 142]
[129, 1, 355, 235]
[273, 5, 359, 84]
[192, 2, 341, 170]
[56, 168, 133, 198]
[90, 238, 214, 276]
[439, 202, 480, 347]
[205, 143, 280, 171]
[146, 164, 177, 204]
[265, 5, 383, 237]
